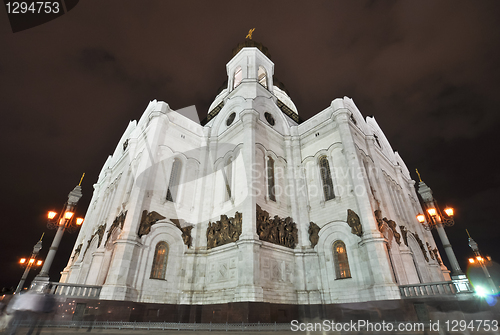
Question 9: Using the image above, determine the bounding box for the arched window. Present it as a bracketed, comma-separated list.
[150, 241, 168, 279]
[233, 66, 242, 88]
[258, 66, 267, 88]
[267, 156, 276, 201]
[333, 240, 351, 279]
[224, 157, 232, 201]
[166, 158, 181, 202]
[319, 155, 335, 201]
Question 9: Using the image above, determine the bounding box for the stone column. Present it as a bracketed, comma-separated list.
[331, 99, 399, 299]
[234, 109, 263, 302]
[239, 109, 259, 240]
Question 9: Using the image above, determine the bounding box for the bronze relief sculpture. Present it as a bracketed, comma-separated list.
[347, 209, 363, 237]
[170, 218, 194, 248]
[374, 210, 401, 245]
[83, 223, 106, 258]
[433, 248, 442, 265]
[308, 222, 320, 248]
[105, 211, 127, 245]
[206, 212, 242, 249]
[413, 233, 429, 262]
[138, 210, 166, 237]
[256, 205, 298, 248]
[383, 218, 401, 245]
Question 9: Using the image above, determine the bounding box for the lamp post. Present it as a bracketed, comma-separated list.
[14, 235, 44, 294]
[415, 169, 465, 280]
[33, 175, 85, 285]
[467, 230, 497, 295]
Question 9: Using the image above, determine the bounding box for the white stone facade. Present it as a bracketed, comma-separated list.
[61, 45, 450, 305]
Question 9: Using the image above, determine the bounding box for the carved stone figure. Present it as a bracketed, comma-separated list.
[347, 209, 363, 237]
[206, 212, 242, 249]
[73, 243, 82, 259]
[256, 205, 297, 248]
[138, 210, 166, 237]
[399, 225, 409, 246]
[413, 233, 429, 262]
[383, 218, 401, 245]
[426, 242, 435, 260]
[123, 138, 129, 151]
[83, 223, 106, 258]
[308, 222, 320, 248]
[105, 211, 127, 245]
[378, 221, 394, 249]
[433, 248, 442, 265]
[171, 218, 194, 248]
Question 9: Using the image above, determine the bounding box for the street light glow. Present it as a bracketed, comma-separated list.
[64, 211, 74, 219]
[76, 218, 84, 225]
[28, 258, 35, 264]
[36, 260, 43, 266]
[416, 214, 426, 223]
[444, 207, 454, 216]
[19, 258, 26, 264]
[469, 258, 475, 264]
[48, 211, 57, 219]
[427, 208, 437, 216]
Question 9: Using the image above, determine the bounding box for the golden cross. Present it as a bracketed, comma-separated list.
[246, 28, 255, 40]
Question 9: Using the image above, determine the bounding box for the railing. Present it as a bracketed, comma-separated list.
[11, 320, 291, 331]
[399, 280, 473, 298]
[49, 282, 102, 299]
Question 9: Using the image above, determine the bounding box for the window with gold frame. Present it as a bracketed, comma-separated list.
[150, 241, 168, 279]
[333, 240, 351, 279]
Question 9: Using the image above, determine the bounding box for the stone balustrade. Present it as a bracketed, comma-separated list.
[49, 282, 102, 299]
[399, 280, 474, 298]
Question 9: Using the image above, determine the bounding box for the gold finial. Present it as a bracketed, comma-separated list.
[246, 28, 255, 40]
[79, 173, 85, 186]
[415, 169, 422, 182]
[466, 229, 471, 238]
[39, 233, 44, 241]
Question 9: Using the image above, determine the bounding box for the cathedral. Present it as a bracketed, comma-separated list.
[60, 39, 450, 307]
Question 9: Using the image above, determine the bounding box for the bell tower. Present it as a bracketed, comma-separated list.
[226, 38, 275, 98]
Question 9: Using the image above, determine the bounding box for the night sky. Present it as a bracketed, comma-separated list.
[1, 1, 499, 290]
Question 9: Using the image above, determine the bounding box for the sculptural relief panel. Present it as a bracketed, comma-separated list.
[260, 256, 293, 284]
[206, 257, 238, 283]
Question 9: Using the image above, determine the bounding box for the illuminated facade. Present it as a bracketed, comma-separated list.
[61, 42, 450, 305]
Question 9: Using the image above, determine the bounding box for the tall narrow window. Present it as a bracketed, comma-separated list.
[333, 240, 351, 279]
[166, 158, 181, 202]
[319, 155, 335, 201]
[150, 241, 168, 279]
[224, 157, 232, 201]
[258, 66, 267, 88]
[233, 66, 242, 88]
[267, 157, 276, 201]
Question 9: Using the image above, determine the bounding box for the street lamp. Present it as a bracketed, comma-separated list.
[33, 174, 85, 285]
[415, 169, 465, 280]
[467, 229, 497, 295]
[15, 234, 44, 294]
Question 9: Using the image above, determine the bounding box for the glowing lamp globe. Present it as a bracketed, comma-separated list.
[444, 207, 454, 216]
[427, 208, 437, 216]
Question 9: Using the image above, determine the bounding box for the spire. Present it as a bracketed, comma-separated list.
[415, 168, 423, 182]
[231, 28, 272, 59]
